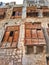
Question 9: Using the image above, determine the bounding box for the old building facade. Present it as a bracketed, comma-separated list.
[0, 0, 49, 65]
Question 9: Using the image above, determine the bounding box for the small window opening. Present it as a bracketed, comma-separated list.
[37, 29, 41, 30]
[12, 11, 15, 16]
[9, 31, 13, 36]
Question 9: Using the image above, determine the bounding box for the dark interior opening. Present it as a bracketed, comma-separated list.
[27, 12, 38, 17]
[26, 46, 34, 54]
[36, 46, 44, 54]
[37, 29, 41, 30]
[12, 11, 15, 16]
[10, 31, 13, 36]
[46, 57, 49, 65]
[43, 12, 49, 17]
[48, 24, 49, 27]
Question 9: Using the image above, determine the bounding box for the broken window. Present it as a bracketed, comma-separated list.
[1, 26, 19, 48]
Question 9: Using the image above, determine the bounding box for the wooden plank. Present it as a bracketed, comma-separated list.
[38, 39, 46, 45]
[32, 29, 37, 38]
[8, 37, 13, 43]
[27, 6, 37, 12]
[32, 39, 38, 45]
[25, 22, 41, 29]
[13, 31, 19, 42]
[3, 31, 10, 42]
[25, 22, 33, 29]
[37, 29, 44, 39]
[32, 22, 41, 29]
[25, 29, 31, 38]
[6, 26, 19, 31]
[25, 39, 32, 45]
[13, 7, 22, 11]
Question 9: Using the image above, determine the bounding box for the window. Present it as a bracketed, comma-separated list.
[9, 31, 13, 36]
[12, 11, 15, 16]
[43, 12, 49, 17]
[0, 8, 7, 19]
[37, 29, 44, 39]
[1, 26, 19, 48]
[36, 46, 44, 53]
[25, 22, 46, 54]
[11, 7, 22, 18]
[25, 22, 45, 46]
[27, 6, 38, 17]
[26, 46, 34, 54]
[27, 11, 38, 17]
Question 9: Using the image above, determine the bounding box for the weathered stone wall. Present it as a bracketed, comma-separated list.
[0, 18, 48, 65]
[0, 49, 23, 65]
